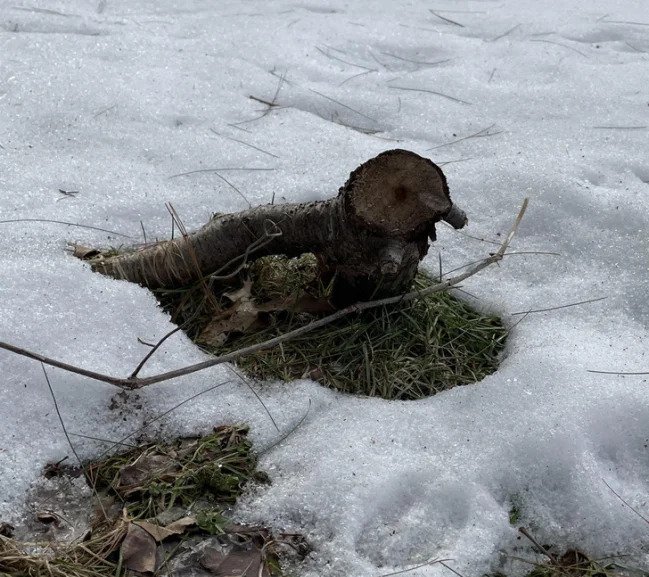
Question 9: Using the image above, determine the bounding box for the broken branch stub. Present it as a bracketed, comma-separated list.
[89, 149, 467, 304]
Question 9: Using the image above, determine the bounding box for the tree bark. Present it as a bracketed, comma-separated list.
[89, 149, 467, 304]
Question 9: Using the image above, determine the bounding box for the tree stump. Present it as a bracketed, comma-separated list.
[89, 149, 467, 305]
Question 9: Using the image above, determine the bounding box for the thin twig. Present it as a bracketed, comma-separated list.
[210, 129, 280, 158]
[42, 364, 83, 466]
[530, 38, 588, 57]
[489, 24, 521, 42]
[510, 296, 606, 315]
[41, 364, 109, 520]
[309, 88, 379, 122]
[340, 70, 374, 86]
[518, 527, 558, 564]
[603, 479, 649, 525]
[69, 432, 137, 448]
[235, 70, 288, 126]
[439, 561, 466, 577]
[168, 167, 275, 179]
[427, 124, 502, 150]
[130, 326, 183, 379]
[443, 250, 559, 276]
[212, 171, 252, 207]
[437, 157, 475, 166]
[381, 52, 451, 67]
[588, 369, 649, 375]
[0, 219, 133, 238]
[592, 125, 647, 130]
[93, 104, 117, 118]
[259, 399, 311, 455]
[601, 19, 649, 26]
[389, 85, 472, 105]
[227, 366, 280, 432]
[315, 46, 375, 71]
[429, 9, 464, 27]
[378, 557, 449, 577]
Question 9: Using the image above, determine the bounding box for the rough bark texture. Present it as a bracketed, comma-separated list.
[89, 149, 467, 304]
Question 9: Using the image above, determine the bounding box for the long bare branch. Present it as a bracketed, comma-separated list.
[0, 200, 528, 390]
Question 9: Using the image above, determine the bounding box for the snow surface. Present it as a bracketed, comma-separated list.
[1, 0, 648, 575]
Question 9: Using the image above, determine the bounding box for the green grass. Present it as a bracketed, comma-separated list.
[171, 254, 508, 400]
[86, 425, 260, 521]
[0, 426, 288, 577]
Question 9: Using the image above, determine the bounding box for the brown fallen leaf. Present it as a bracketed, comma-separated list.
[118, 453, 178, 493]
[121, 522, 157, 574]
[201, 545, 269, 577]
[134, 516, 197, 542]
[165, 516, 197, 533]
[71, 244, 100, 260]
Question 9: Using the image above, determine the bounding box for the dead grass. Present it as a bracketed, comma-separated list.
[0, 426, 288, 577]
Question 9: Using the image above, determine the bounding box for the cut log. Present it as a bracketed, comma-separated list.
[88, 149, 467, 304]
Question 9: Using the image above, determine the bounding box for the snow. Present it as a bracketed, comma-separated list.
[1, 0, 648, 575]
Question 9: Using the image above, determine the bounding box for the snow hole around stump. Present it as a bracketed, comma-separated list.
[155, 254, 507, 401]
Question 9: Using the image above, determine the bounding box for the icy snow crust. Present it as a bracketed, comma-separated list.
[1, 0, 648, 575]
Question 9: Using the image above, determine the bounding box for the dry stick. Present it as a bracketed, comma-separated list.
[588, 369, 649, 375]
[603, 479, 649, 525]
[489, 24, 521, 42]
[439, 561, 467, 577]
[601, 19, 649, 26]
[258, 399, 311, 456]
[389, 85, 472, 105]
[69, 432, 137, 448]
[168, 167, 275, 179]
[0, 200, 528, 390]
[530, 39, 588, 57]
[212, 171, 252, 208]
[381, 52, 451, 67]
[235, 71, 288, 127]
[592, 125, 647, 130]
[510, 296, 606, 315]
[378, 558, 450, 577]
[209, 129, 280, 159]
[340, 70, 374, 86]
[41, 363, 110, 520]
[226, 365, 280, 432]
[518, 527, 558, 564]
[428, 124, 503, 150]
[309, 88, 379, 122]
[315, 46, 375, 71]
[441, 251, 560, 280]
[438, 157, 475, 166]
[0, 218, 133, 238]
[130, 326, 183, 379]
[429, 9, 465, 27]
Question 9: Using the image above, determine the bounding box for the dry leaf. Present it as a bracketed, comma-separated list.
[133, 521, 176, 543]
[200, 546, 226, 572]
[118, 454, 178, 492]
[71, 244, 100, 260]
[223, 280, 254, 303]
[201, 546, 268, 577]
[121, 523, 157, 574]
[165, 516, 196, 533]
